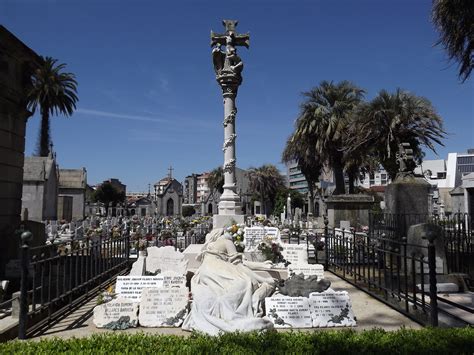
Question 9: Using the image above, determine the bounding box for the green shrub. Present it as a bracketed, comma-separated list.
[0, 327, 473, 354]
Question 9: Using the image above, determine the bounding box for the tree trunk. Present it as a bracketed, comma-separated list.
[332, 154, 346, 195]
[38, 108, 51, 157]
[348, 173, 355, 194]
[307, 182, 315, 216]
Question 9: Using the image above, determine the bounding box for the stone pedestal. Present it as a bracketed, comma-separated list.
[385, 175, 431, 235]
[213, 214, 245, 229]
[385, 176, 430, 215]
[325, 195, 374, 229]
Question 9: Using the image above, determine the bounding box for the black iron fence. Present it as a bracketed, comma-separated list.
[17, 231, 131, 339]
[323, 213, 473, 327]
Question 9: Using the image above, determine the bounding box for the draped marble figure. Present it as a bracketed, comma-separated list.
[181, 229, 276, 335]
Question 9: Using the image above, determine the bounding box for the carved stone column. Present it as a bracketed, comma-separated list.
[210, 20, 249, 228]
[218, 82, 242, 217]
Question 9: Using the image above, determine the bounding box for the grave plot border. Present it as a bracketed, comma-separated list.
[323, 212, 473, 327]
[17, 232, 132, 339]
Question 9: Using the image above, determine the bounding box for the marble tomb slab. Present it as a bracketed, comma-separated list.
[281, 244, 308, 265]
[139, 287, 189, 327]
[93, 297, 139, 329]
[116, 273, 186, 301]
[288, 264, 324, 279]
[146, 246, 188, 275]
[244, 227, 281, 251]
[265, 296, 312, 328]
[309, 290, 356, 327]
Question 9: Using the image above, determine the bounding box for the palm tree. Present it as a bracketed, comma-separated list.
[293, 81, 365, 194]
[282, 133, 322, 215]
[247, 165, 285, 216]
[350, 89, 446, 180]
[27, 56, 78, 156]
[207, 167, 224, 195]
[432, 0, 474, 82]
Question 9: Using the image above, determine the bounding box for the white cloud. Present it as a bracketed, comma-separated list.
[75, 108, 169, 123]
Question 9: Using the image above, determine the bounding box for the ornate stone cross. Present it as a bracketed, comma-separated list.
[210, 20, 249, 226]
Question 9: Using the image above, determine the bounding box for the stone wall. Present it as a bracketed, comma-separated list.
[59, 188, 85, 221]
[325, 195, 374, 229]
[0, 25, 42, 277]
[57, 195, 73, 221]
[21, 182, 45, 221]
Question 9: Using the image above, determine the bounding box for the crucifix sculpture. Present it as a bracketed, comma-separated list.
[211, 20, 249, 224]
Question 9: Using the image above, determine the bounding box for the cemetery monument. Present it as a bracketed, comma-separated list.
[211, 20, 249, 228]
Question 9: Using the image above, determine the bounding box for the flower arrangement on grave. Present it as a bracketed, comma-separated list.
[111, 226, 121, 239]
[97, 285, 116, 305]
[257, 235, 285, 264]
[226, 223, 245, 252]
[131, 230, 147, 251]
[160, 229, 175, 246]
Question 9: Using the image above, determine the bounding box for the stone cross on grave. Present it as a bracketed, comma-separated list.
[211, 20, 250, 92]
[210, 20, 249, 228]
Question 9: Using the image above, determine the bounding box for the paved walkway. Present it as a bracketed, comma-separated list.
[29, 272, 421, 340]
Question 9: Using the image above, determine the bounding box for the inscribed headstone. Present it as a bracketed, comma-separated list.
[309, 290, 356, 327]
[116, 273, 186, 301]
[139, 287, 189, 327]
[244, 227, 281, 251]
[281, 244, 308, 265]
[265, 296, 312, 328]
[415, 256, 444, 274]
[289, 264, 324, 279]
[93, 297, 139, 328]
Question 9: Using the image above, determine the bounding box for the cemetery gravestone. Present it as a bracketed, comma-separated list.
[116, 273, 186, 301]
[129, 255, 145, 276]
[93, 297, 139, 329]
[146, 246, 188, 275]
[281, 244, 308, 265]
[289, 264, 324, 279]
[244, 227, 281, 251]
[139, 287, 189, 327]
[265, 296, 312, 328]
[309, 290, 356, 327]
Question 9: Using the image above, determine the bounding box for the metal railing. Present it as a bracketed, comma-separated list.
[18, 231, 131, 339]
[323, 213, 473, 327]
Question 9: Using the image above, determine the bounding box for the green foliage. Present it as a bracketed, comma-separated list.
[27, 56, 78, 157]
[349, 89, 446, 180]
[208, 167, 224, 194]
[92, 182, 125, 213]
[292, 81, 365, 195]
[1, 328, 473, 354]
[432, 0, 474, 82]
[247, 165, 285, 215]
[273, 188, 305, 215]
[182, 205, 196, 217]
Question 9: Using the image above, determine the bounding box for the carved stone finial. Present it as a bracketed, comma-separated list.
[211, 20, 249, 95]
[395, 142, 416, 179]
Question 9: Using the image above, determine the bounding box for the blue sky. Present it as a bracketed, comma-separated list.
[2, 0, 473, 191]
